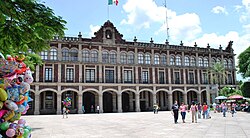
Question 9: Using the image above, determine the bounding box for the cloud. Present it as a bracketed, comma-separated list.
[122, 0, 202, 42]
[240, 0, 250, 22]
[211, 6, 228, 15]
[89, 25, 100, 37]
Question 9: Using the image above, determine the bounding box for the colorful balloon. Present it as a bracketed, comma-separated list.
[6, 128, 15, 137]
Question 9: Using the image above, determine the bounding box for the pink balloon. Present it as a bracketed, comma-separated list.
[18, 119, 26, 125]
[6, 128, 15, 137]
[0, 110, 8, 118]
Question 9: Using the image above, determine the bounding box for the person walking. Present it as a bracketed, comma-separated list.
[202, 102, 208, 119]
[153, 103, 159, 114]
[96, 105, 100, 114]
[190, 102, 198, 123]
[172, 101, 179, 124]
[221, 101, 227, 117]
[179, 102, 187, 123]
[197, 103, 202, 119]
[82, 105, 85, 114]
[231, 103, 236, 117]
[62, 106, 69, 118]
[91, 105, 94, 113]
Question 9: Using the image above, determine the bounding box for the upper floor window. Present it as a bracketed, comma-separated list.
[50, 49, 57, 60]
[227, 74, 232, 84]
[228, 59, 233, 69]
[91, 50, 98, 63]
[161, 54, 167, 65]
[142, 71, 149, 83]
[70, 49, 78, 61]
[105, 70, 114, 83]
[124, 70, 132, 83]
[202, 72, 208, 84]
[62, 49, 69, 61]
[199, 57, 203, 67]
[41, 51, 48, 60]
[145, 53, 151, 64]
[188, 72, 194, 84]
[120, 52, 127, 64]
[128, 52, 134, 64]
[154, 54, 159, 65]
[174, 72, 180, 84]
[190, 57, 196, 66]
[224, 59, 228, 68]
[170, 56, 175, 65]
[45, 68, 52, 82]
[110, 51, 117, 64]
[204, 58, 208, 67]
[176, 55, 181, 66]
[86, 69, 95, 83]
[159, 72, 165, 84]
[138, 53, 144, 64]
[82, 49, 90, 62]
[66, 68, 74, 82]
[102, 51, 109, 63]
[184, 56, 190, 66]
[211, 58, 216, 67]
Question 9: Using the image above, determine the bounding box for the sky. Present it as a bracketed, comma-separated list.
[42, 0, 250, 81]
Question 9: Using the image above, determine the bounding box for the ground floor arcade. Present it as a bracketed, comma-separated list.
[26, 84, 218, 115]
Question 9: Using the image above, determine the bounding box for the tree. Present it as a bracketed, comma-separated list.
[0, 0, 66, 70]
[210, 62, 226, 92]
[238, 46, 250, 78]
[220, 86, 242, 97]
[241, 81, 250, 98]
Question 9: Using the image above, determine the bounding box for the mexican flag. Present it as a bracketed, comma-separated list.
[108, 0, 118, 5]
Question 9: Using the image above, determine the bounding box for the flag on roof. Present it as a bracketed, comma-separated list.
[108, 0, 118, 6]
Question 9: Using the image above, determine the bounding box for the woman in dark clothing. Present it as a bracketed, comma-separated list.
[172, 101, 179, 124]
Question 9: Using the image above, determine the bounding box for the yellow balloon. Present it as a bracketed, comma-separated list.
[0, 88, 8, 101]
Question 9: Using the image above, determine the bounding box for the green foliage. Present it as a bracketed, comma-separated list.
[210, 62, 226, 89]
[0, 0, 66, 70]
[219, 86, 243, 97]
[241, 81, 250, 98]
[238, 46, 250, 78]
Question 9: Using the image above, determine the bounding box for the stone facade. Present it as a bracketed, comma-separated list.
[28, 20, 236, 115]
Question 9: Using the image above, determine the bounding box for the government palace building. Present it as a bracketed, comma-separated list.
[27, 20, 236, 115]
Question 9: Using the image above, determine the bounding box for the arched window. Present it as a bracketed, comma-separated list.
[199, 57, 203, 67]
[190, 57, 196, 66]
[145, 53, 151, 64]
[127, 52, 134, 64]
[102, 51, 109, 63]
[154, 54, 159, 65]
[161, 54, 167, 65]
[184, 56, 190, 66]
[228, 59, 233, 69]
[70, 49, 78, 61]
[204, 57, 208, 67]
[62, 49, 69, 61]
[211, 58, 216, 67]
[176, 55, 181, 66]
[120, 52, 127, 64]
[224, 59, 228, 68]
[82, 49, 90, 62]
[110, 51, 116, 64]
[170, 56, 175, 65]
[91, 50, 98, 63]
[138, 53, 144, 64]
[50, 48, 57, 60]
[41, 51, 48, 60]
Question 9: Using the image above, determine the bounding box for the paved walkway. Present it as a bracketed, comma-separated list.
[22, 111, 250, 138]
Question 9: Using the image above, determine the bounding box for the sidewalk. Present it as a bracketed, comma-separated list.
[22, 111, 250, 138]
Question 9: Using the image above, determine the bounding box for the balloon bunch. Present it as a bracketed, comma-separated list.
[62, 97, 71, 108]
[0, 53, 33, 138]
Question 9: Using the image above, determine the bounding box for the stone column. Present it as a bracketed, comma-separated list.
[135, 93, 140, 112]
[197, 69, 200, 84]
[135, 48, 138, 64]
[57, 93, 62, 114]
[197, 93, 201, 103]
[183, 69, 186, 84]
[58, 63, 61, 82]
[98, 86, 103, 113]
[183, 93, 187, 105]
[34, 85, 40, 115]
[35, 65, 39, 82]
[168, 68, 171, 84]
[99, 65, 102, 83]
[152, 67, 155, 84]
[58, 43, 62, 61]
[153, 93, 157, 105]
[168, 93, 173, 111]
[78, 93, 83, 114]
[206, 86, 211, 105]
[117, 66, 121, 83]
[117, 94, 122, 113]
[79, 64, 82, 83]
[112, 94, 117, 112]
[78, 44, 82, 62]
[129, 93, 133, 111]
[135, 66, 138, 83]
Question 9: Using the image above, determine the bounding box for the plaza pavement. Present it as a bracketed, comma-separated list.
[22, 111, 250, 138]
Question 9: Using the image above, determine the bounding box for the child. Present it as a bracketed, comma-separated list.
[63, 107, 69, 118]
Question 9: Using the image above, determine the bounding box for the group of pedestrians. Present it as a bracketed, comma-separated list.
[171, 101, 211, 124]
